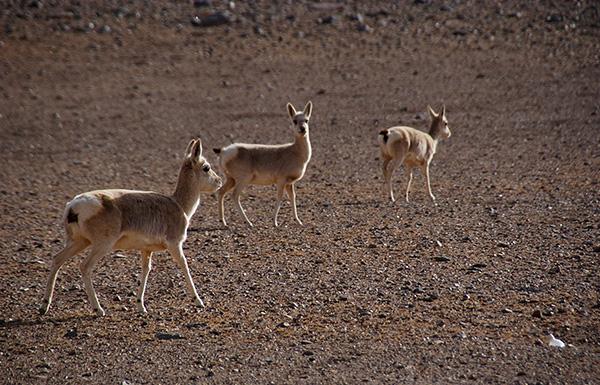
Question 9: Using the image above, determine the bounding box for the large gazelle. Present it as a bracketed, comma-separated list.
[40, 139, 222, 316]
[213, 101, 313, 227]
[378, 105, 451, 202]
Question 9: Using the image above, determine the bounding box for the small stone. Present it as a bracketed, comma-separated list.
[502, 308, 513, 314]
[532, 309, 543, 318]
[64, 328, 77, 338]
[357, 23, 373, 33]
[433, 256, 450, 262]
[193, 0, 211, 7]
[191, 11, 232, 27]
[546, 14, 563, 23]
[156, 332, 184, 340]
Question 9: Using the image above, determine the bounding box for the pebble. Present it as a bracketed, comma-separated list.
[156, 332, 184, 340]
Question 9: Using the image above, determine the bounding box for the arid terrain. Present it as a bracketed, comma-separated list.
[1, 1, 599, 384]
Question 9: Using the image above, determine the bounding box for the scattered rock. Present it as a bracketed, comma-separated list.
[191, 12, 232, 27]
[546, 14, 563, 23]
[433, 256, 451, 262]
[193, 0, 211, 7]
[357, 23, 373, 33]
[546, 334, 566, 348]
[156, 332, 184, 340]
[64, 328, 77, 338]
[532, 309, 543, 318]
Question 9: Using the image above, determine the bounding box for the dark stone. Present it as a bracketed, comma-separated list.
[433, 256, 451, 262]
[156, 332, 184, 340]
[193, 0, 211, 7]
[191, 11, 232, 27]
[546, 14, 563, 23]
[64, 328, 78, 338]
[532, 309, 543, 318]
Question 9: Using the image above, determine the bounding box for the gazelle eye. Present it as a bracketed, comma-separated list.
[202, 164, 210, 172]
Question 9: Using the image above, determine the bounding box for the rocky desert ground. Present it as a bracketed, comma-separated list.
[0, 1, 599, 384]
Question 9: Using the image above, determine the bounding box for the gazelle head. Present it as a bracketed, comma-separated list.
[428, 105, 451, 139]
[287, 101, 312, 137]
[183, 138, 222, 193]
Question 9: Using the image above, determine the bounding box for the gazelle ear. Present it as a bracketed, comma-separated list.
[303, 101, 313, 119]
[185, 139, 197, 157]
[427, 105, 438, 119]
[287, 103, 297, 119]
[192, 138, 203, 159]
[441, 105, 446, 117]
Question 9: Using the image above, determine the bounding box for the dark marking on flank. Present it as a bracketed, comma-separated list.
[213, 148, 221, 154]
[101, 195, 116, 211]
[379, 129, 389, 143]
[66, 208, 78, 224]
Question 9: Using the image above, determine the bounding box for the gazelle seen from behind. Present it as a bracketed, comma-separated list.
[213, 101, 313, 227]
[40, 138, 222, 316]
[378, 105, 451, 203]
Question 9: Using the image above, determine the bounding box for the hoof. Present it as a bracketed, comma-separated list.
[95, 308, 106, 317]
[39, 306, 48, 316]
[195, 298, 205, 308]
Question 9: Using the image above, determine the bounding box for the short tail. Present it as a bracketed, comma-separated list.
[213, 148, 221, 154]
[378, 129, 389, 144]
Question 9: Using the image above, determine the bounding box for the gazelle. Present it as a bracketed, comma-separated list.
[213, 101, 313, 227]
[40, 139, 222, 316]
[378, 105, 451, 203]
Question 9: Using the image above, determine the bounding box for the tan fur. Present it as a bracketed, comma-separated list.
[214, 101, 313, 227]
[40, 139, 222, 316]
[379, 105, 451, 203]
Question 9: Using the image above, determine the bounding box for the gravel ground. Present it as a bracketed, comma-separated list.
[1, 1, 599, 384]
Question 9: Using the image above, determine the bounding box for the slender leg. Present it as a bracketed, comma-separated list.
[386, 158, 402, 202]
[218, 177, 235, 226]
[232, 182, 253, 227]
[40, 238, 89, 315]
[137, 250, 152, 313]
[285, 184, 302, 225]
[168, 242, 204, 308]
[382, 156, 391, 194]
[423, 163, 436, 202]
[405, 168, 414, 203]
[274, 183, 285, 227]
[80, 242, 114, 316]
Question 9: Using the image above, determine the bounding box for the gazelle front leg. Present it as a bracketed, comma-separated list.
[274, 182, 285, 227]
[285, 183, 302, 225]
[137, 250, 152, 313]
[168, 242, 204, 308]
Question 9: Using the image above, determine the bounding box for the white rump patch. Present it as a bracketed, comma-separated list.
[65, 193, 103, 223]
[219, 144, 239, 167]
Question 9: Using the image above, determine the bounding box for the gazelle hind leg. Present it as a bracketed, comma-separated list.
[405, 167, 414, 203]
[423, 163, 436, 202]
[168, 242, 204, 308]
[80, 242, 114, 316]
[382, 156, 391, 195]
[232, 181, 253, 227]
[386, 157, 403, 202]
[218, 177, 236, 226]
[285, 184, 302, 225]
[40, 238, 90, 315]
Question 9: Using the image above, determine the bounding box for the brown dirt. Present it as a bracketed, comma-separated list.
[1, 1, 599, 384]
